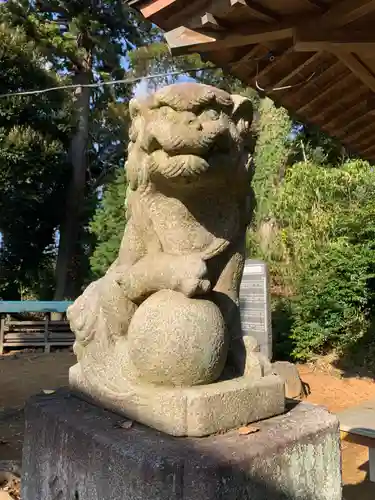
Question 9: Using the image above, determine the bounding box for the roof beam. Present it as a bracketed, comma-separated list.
[268, 53, 321, 93]
[294, 28, 375, 52]
[296, 73, 355, 115]
[139, 0, 177, 18]
[293, 0, 375, 51]
[282, 60, 346, 108]
[230, 0, 280, 23]
[323, 98, 370, 132]
[353, 132, 375, 150]
[337, 117, 371, 140]
[361, 144, 375, 156]
[168, 0, 279, 29]
[313, 85, 369, 123]
[254, 47, 294, 81]
[166, 0, 213, 28]
[165, 23, 294, 55]
[333, 107, 374, 138]
[201, 13, 224, 31]
[354, 124, 375, 144]
[343, 120, 375, 144]
[318, 0, 375, 28]
[304, 0, 325, 9]
[334, 52, 375, 93]
[164, 27, 218, 56]
[229, 45, 263, 72]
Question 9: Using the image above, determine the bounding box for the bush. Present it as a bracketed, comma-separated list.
[253, 160, 375, 361]
[290, 240, 375, 360]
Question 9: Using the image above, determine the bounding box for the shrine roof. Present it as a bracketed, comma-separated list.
[126, 0, 375, 161]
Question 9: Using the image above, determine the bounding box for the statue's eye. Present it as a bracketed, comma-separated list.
[201, 109, 220, 121]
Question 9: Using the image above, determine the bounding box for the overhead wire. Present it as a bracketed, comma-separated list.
[0, 67, 218, 99]
[0, 52, 319, 98]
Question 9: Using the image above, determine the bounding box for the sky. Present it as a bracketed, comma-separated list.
[133, 73, 196, 98]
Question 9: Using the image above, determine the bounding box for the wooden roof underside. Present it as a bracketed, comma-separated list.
[126, 0, 375, 162]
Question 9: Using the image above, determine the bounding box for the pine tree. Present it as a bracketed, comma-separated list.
[0, 20, 70, 299]
[4, 0, 153, 298]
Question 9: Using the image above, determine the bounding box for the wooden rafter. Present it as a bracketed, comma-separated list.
[253, 47, 293, 81]
[294, 28, 375, 52]
[268, 53, 321, 93]
[229, 45, 263, 72]
[323, 98, 370, 132]
[167, 0, 279, 30]
[361, 143, 375, 156]
[344, 120, 375, 144]
[165, 23, 294, 54]
[296, 73, 355, 115]
[353, 135, 375, 153]
[333, 52, 375, 94]
[165, 0, 208, 28]
[142, 0, 375, 56]
[201, 13, 224, 31]
[312, 85, 368, 123]
[335, 114, 373, 140]
[317, 0, 375, 28]
[356, 129, 375, 151]
[139, 0, 177, 17]
[354, 127, 375, 146]
[283, 60, 347, 108]
[304, 0, 325, 10]
[335, 119, 372, 144]
[329, 96, 375, 137]
[230, 0, 280, 23]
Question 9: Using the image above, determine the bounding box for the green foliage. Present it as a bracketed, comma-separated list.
[89, 169, 127, 277]
[264, 160, 375, 361]
[291, 122, 350, 166]
[252, 98, 292, 223]
[291, 241, 375, 360]
[0, 20, 70, 299]
[0, 0, 154, 298]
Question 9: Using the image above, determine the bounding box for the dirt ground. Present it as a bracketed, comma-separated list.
[299, 363, 375, 500]
[1, 351, 375, 499]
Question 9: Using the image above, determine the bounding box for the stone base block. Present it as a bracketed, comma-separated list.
[70, 363, 285, 437]
[22, 391, 342, 500]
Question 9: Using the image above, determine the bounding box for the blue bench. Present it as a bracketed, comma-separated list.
[0, 301, 74, 354]
[0, 301, 72, 314]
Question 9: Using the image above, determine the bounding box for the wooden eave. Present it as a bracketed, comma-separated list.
[126, 0, 375, 162]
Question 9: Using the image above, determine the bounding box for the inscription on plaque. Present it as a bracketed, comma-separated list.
[239, 259, 272, 359]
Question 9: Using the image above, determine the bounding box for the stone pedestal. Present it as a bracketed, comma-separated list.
[22, 391, 342, 500]
[70, 363, 285, 437]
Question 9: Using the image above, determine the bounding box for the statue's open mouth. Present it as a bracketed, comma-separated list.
[149, 151, 210, 179]
[147, 136, 238, 182]
[149, 153, 241, 185]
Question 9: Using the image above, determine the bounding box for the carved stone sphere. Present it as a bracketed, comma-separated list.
[127, 290, 228, 386]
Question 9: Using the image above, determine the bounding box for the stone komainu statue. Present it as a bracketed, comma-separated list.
[67, 82, 285, 437]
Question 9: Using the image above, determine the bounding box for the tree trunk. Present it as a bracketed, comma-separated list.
[54, 70, 91, 300]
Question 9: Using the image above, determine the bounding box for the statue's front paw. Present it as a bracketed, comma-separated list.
[178, 277, 211, 297]
[172, 255, 211, 297]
